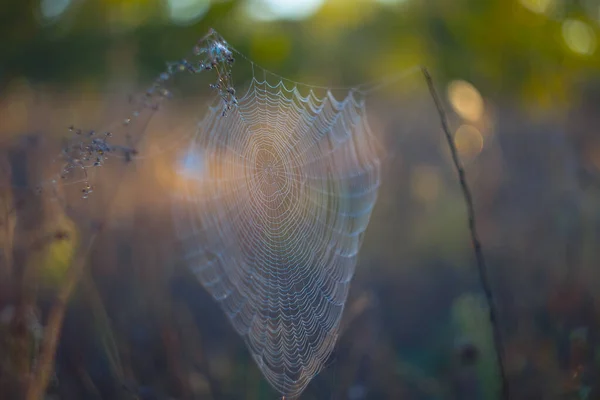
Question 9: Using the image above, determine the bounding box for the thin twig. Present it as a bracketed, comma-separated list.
[421, 67, 509, 400]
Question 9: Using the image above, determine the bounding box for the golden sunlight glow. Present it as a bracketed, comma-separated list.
[454, 124, 484, 159]
[562, 19, 597, 56]
[447, 80, 484, 122]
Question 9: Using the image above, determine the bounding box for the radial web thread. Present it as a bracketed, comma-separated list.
[174, 72, 381, 398]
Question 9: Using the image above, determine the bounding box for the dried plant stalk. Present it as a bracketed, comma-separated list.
[421, 67, 509, 400]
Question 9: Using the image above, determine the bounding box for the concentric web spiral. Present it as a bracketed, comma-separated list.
[174, 69, 382, 397]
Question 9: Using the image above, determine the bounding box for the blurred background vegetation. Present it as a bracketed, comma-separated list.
[1, 0, 600, 399]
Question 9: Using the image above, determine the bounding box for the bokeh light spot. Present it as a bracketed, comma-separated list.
[376, 0, 409, 5]
[448, 81, 483, 121]
[410, 165, 440, 204]
[447, 80, 484, 122]
[40, 0, 71, 20]
[167, 0, 210, 25]
[245, 0, 325, 21]
[178, 148, 206, 179]
[519, 0, 554, 15]
[562, 19, 597, 55]
[454, 124, 484, 159]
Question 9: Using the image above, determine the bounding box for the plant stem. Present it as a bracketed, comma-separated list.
[25, 235, 97, 400]
[421, 67, 509, 400]
[26, 94, 158, 400]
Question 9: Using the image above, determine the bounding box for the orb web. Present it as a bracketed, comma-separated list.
[174, 75, 381, 398]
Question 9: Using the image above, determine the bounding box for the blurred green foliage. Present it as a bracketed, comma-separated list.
[452, 293, 501, 400]
[1, 0, 599, 111]
[30, 215, 77, 288]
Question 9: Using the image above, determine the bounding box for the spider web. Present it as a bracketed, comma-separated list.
[4, 27, 386, 398]
[174, 59, 382, 397]
[1, 25, 499, 399]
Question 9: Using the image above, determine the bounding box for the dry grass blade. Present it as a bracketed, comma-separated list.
[25, 235, 96, 400]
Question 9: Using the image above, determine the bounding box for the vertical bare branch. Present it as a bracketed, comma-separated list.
[421, 67, 510, 400]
